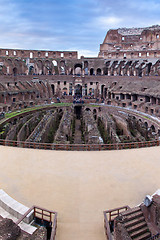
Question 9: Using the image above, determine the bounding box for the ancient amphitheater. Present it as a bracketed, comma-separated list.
[1, 26, 160, 240]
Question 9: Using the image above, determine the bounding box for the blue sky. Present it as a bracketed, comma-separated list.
[1, 0, 160, 57]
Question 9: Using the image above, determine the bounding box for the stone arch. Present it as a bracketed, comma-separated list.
[37, 60, 43, 75]
[97, 68, 101, 75]
[4, 59, 13, 74]
[84, 61, 88, 75]
[13, 67, 18, 76]
[44, 60, 52, 75]
[144, 122, 148, 129]
[63, 87, 68, 95]
[150, 125, 156, 132]
[52, 60, 58, 75]
[104, 61, 110, 75]
[29, 66, 34, 75]
[90, 68, 94, 75]
[75, 64, 82, 76]
[51, 84, 55, 95]
[146, 62, 152, 76]
[60, 60, 66, 75]
[74, 84, 82, 97]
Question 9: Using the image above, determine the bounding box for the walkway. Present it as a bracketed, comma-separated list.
[0, 145, 160, 240]
[74, 119, 82, 144]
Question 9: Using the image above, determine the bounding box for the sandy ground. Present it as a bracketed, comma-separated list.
[0, 145, 160, 240]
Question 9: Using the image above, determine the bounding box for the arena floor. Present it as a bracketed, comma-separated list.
[0, 145, 160, 240]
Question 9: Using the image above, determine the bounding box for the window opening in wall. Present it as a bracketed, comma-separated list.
[154, 52, 157, 57]
[123, 53, 126, 59]
[64, 81, 66, 85]
[139, 52, 142, 57]
[61, 52, 64, 58]
[38, 52, 41, 57]
[140, 37, 142, 40]
[157, 34, 159, 39]
[6, 51, 9, 56]
[147, 52, 149, 57]
[122, 37, 125, 41]
[30, 52, 33, 58]
[45, 52, 48, 57]
[58, 81, 60, 85]
[13, 51, 16, 56]
[90, 82, 93, 85]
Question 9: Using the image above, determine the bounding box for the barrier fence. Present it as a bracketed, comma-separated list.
[16, 205, 57, 240]
[0, 138, 160, 151]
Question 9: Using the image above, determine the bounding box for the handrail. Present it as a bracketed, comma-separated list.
[103, 206, 130, 240]
[103, 211, 112, 240]
[0, 138, 159, 151]
[16, 205, 57, 240]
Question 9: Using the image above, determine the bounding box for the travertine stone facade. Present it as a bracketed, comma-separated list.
[99, 25, 160, 59]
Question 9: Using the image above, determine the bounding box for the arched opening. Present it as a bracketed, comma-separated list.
[51, 84, 55, 95]
[85, 108, 91, 111]
[138, 67, 142, 77]
[75, 64, 82, 76]
[151, 125, 156, 133]
[75, 84, 82, 97]
[97, 68, 101, 75]
[144, 122, 148, 129]
[90, 68, 94, 75]
[52, 60, 57, 67]
[13, 67, 18, 76]
[101, 84, 105, 98]
[63, 87, 68, 95]
[103, 61, 110, 75]
[29, 66, 34, 75]
[60, 60, 66, 75]
[146, 63, 152, 76]
[84, 61, 88, 75]
[37, 60, 43, 75]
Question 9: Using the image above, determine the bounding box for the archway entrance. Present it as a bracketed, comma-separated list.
[75, 84, 82, 97]
[13, 67, 18, 76]
[75, 64, 82, 76]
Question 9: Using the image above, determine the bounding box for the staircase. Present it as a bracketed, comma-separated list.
[122, 206, 151, 240]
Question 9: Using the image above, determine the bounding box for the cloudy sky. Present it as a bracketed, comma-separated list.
[1, 0, 160, 57]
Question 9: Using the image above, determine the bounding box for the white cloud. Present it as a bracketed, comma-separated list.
[96, 16, 123, 29]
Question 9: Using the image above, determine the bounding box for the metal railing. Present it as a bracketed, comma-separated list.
[16, 205, 57, 240]
[103, 206, 130, 240]
[0, 138, 160, 151]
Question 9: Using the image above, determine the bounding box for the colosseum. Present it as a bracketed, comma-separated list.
[1, 25, 160, 240]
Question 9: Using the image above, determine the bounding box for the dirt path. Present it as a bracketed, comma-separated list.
[74, 119, 82, 144]
[0, 146, 160, 240]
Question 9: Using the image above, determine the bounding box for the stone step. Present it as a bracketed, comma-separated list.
[0, 206, 37, 235]
[127, 221, 147, 233]
[130, 226, 150, 239]
[123, 211, 143, 222]
[122, 206, 141, 217]
[133, 231, 151, 240]
[124, 216, 145, 228]
[0, 189, 33, 223]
